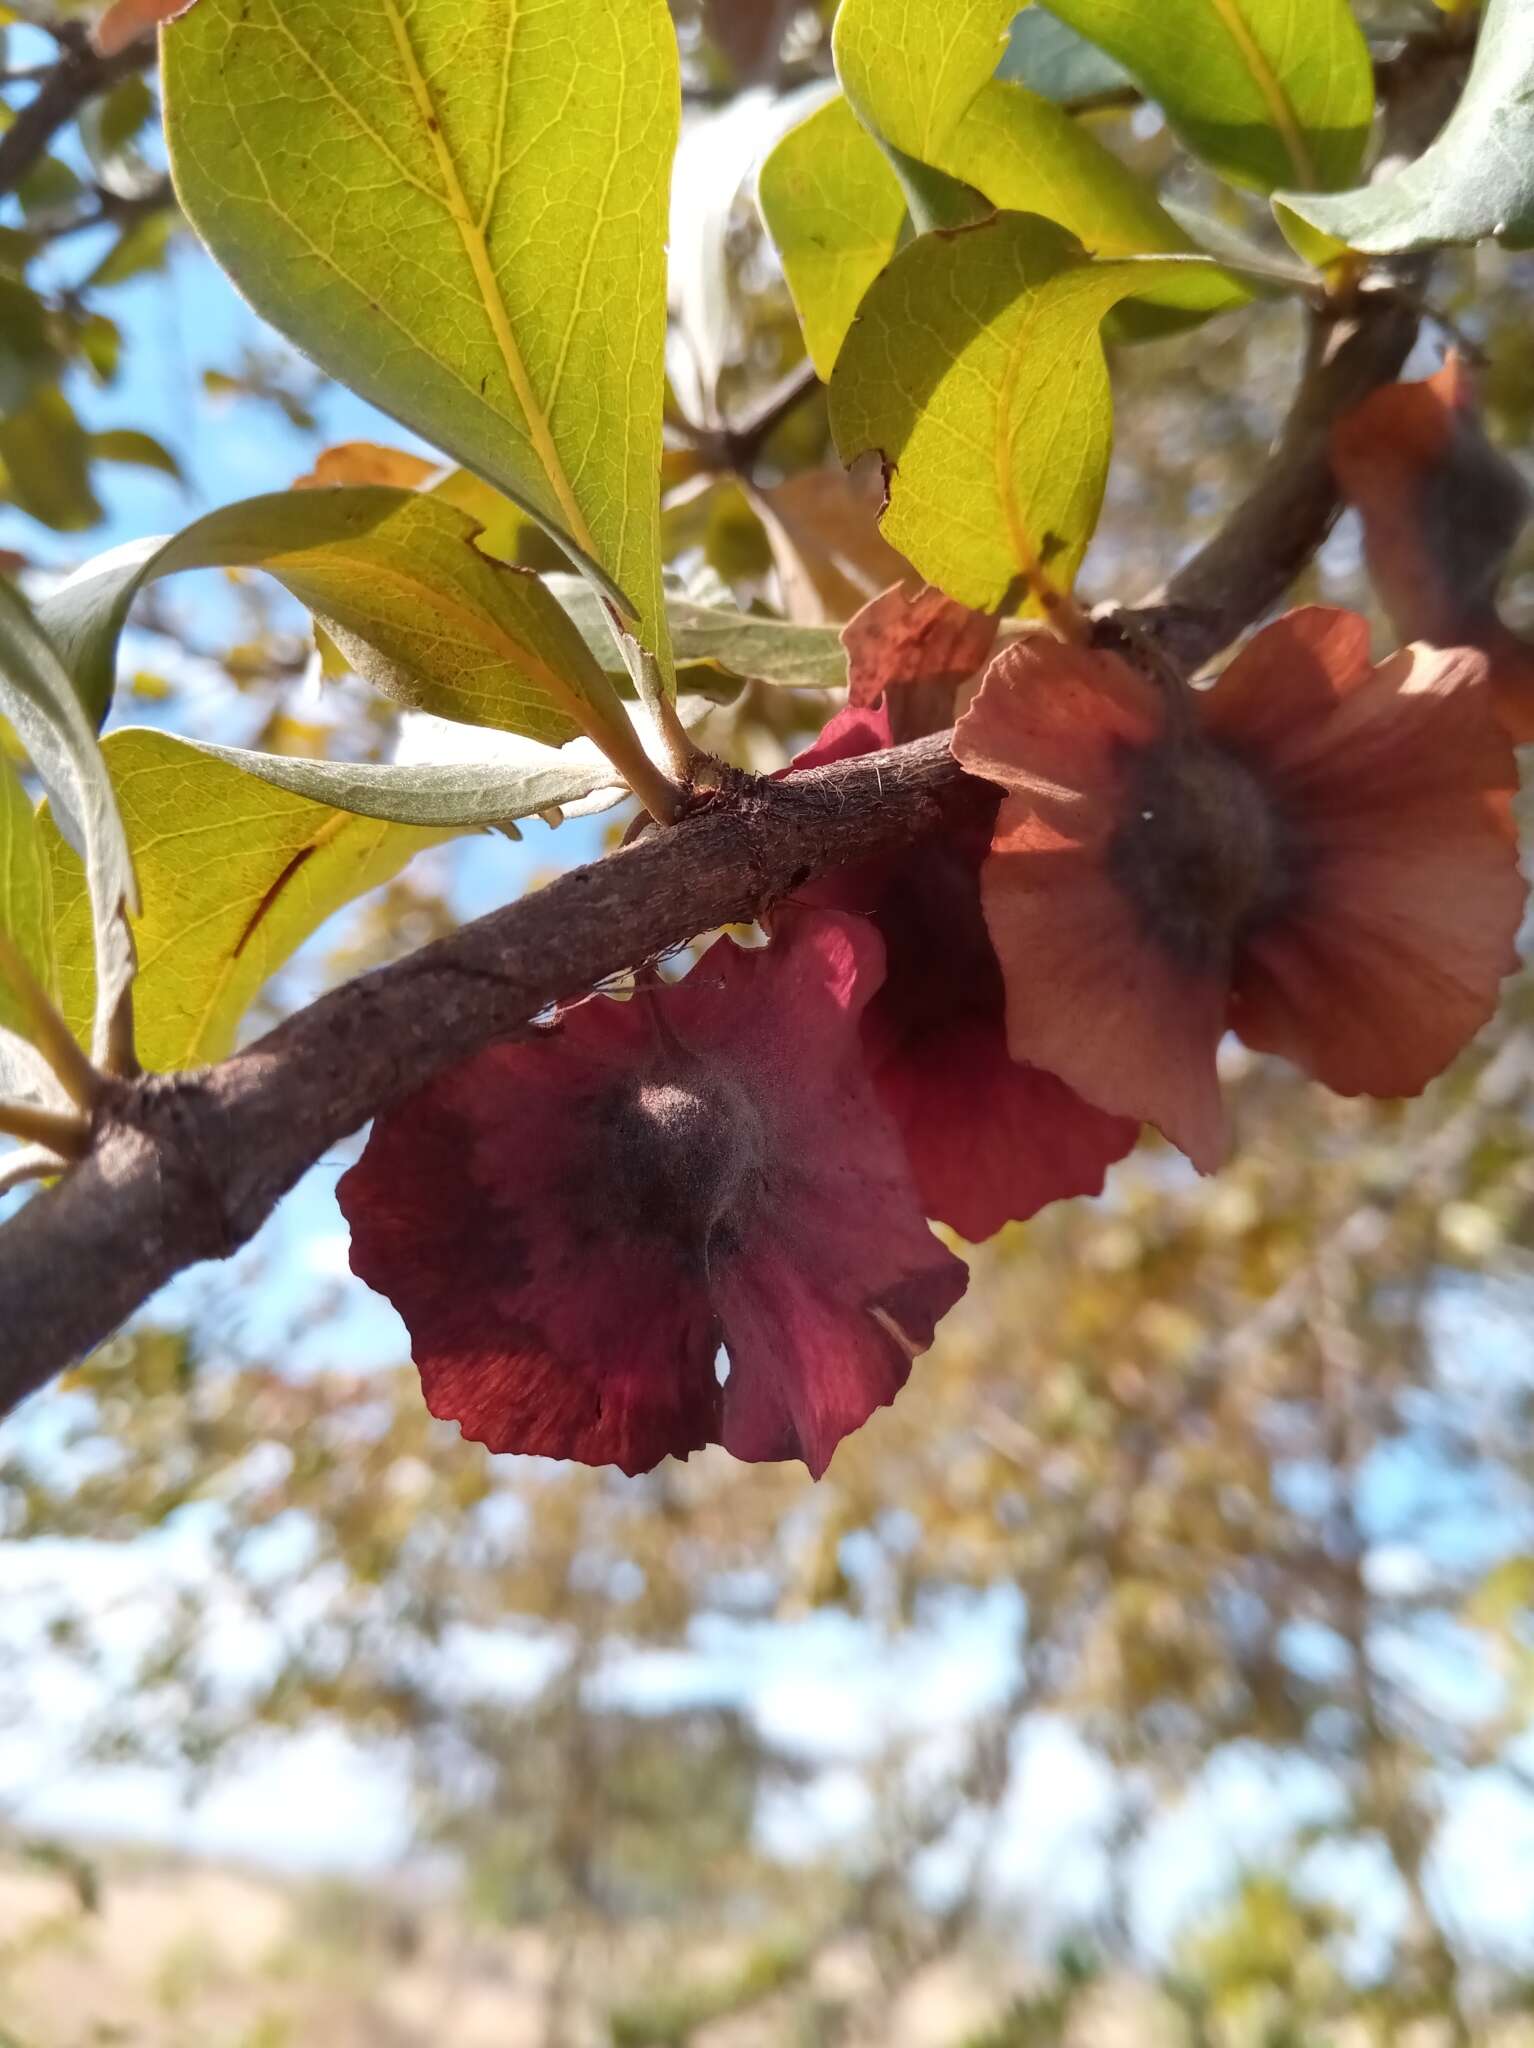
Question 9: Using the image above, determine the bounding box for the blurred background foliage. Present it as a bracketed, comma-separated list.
[2, 0, 1534, 2043]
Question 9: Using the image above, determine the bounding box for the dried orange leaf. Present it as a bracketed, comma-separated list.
[93, 0, 201, 56]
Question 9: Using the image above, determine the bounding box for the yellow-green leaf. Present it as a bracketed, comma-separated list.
[1275, 0, 1534, 251]
[834, 0, 1016, 164]
[0, 579, 136, 1067]
[939, 79, 1224, 270]
[828, 211, 1235, 612]
[1041, 0, 1374, 194]
[163, 0, 680, 678]
[41, 488, 642, 764]
[42, 728, 452, 1072]
[757, 96, 907, 380]
[0, 749, 55, 1048]
[827, 1, 1245, 322]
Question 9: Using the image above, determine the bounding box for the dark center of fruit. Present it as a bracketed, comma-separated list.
[601, 1069, 765, 1264]
[1108, 737, 1291, 972]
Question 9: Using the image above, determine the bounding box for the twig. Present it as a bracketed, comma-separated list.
[0, 27, 155, 204]
[671, 358, 822, 481]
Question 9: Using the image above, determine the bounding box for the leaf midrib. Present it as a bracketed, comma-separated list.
[1204, 0, 1317, 189]
[377, 0, 600, 557]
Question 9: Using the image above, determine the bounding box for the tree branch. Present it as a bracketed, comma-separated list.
[0, 25, 154, 203]
[1119, 290, 1421, 671]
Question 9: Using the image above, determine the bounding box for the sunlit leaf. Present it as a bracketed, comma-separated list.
[936, 79, 1245, 294]
[0, 748, 55, 1041]
[1042, 0, 1374, 193]
[758, 96, 907, 380]
[828, 1, 1244, 319]
[546, 574, 849, 692]
[0, 580, 136, 1066]
[163, 0, 680, 677]
[834, 0, 1016, 164]
[42, 727, 451, 1072]
[828, 212, 1234, 611]
[1275, 0, 1534, 251]
[40, 488, 642, 764]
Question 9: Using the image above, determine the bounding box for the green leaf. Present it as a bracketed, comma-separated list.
[835, 0, 1017, 164]
[1274, 0, 1534, 252]
[88, 428, 183, 480]
[41, 728, 451, 1073]
[163, 0, 680, 678]
[832, 0, 1005, 231]
[0, 276, 59, 413]
[827, 211, 1234, 612]
[0, 748, 55, 1039]
[0, 387, 101, 533]
[40, 488, 643, 769]
[0, 752, 71, 1116]
[172, 735, 629, 831]
[1041, 0, 1374, 194]
[937, 79, 1245, 287]
[85, 208, 178, 290]
[81, 71, 156, 185]
[0, 580, 136, 1066]
[828, 0, 1244, 314]
[545, 575, 849, 693]
[757, 96, 906, 380]
[997, 10, 1132, 107]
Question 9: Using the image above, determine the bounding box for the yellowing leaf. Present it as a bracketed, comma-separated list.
[43, 728, 452, 1071]
[834, 0, 1016, 164]
[825, 1, 1244, 327]
[295, 443, 439, 491]
[939, 79, 1221, 270]
[828, 212, 1234, 612]
[41, 489, 642, 764]
[163, 0, 680, 678]
[0, 580, 136, 1066]
[758, 96, 906, 380]
[0, 749, 55, 1043]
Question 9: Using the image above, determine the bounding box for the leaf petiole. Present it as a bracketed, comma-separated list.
[0, 1095, 90, 1160]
